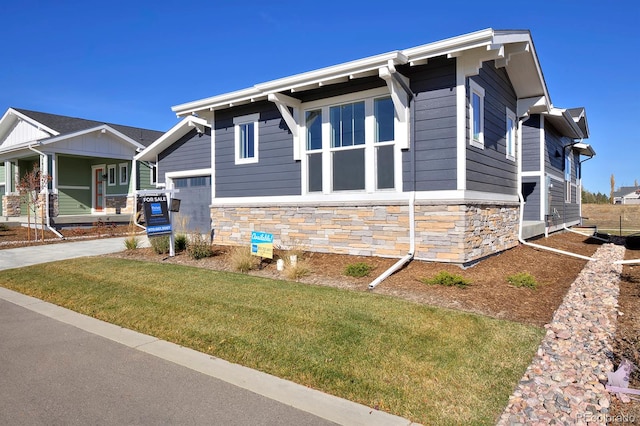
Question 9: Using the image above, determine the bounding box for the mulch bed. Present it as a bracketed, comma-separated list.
[111, 232, 602, 328]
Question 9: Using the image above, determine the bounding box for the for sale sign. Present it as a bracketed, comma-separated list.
[143, 195, 172, 236]
[251, 231, 273, 259]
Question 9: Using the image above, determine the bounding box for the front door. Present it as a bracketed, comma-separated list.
[93, 166, 105, 213]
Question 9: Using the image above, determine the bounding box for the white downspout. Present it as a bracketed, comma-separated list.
[562, 224, 609, 242]
[369, 191, 415, 290]
[28, 145, 64, 239]
[515, 120, 593, 262]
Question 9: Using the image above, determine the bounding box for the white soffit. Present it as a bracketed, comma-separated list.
[573, 142, 595, 157]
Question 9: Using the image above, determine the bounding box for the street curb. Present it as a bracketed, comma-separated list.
[0, 287, 418, 426]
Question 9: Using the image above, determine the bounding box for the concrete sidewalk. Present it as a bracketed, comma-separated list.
[0, 236, 146, 271]
[0, 238, 417, 425]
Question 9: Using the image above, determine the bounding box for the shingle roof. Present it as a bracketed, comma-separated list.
[613, 186, 640, 197]
[13, 108, 164, 147]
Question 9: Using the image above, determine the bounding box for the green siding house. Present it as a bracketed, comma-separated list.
[0, 108, 163, 223]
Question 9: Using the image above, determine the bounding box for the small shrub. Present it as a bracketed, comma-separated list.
[508, 272, 538, 289]
[285, 261, 311, 281]
[186, 233, 213, 260]
[344, 262, 373, 278]
[124, 236, 139, 250]
[421, 271, 470, 288]
[174, 234, 188, 252]
[230, 246, 255, 273]
[0, 223, 9, 231]
[150, 235, 170, 254]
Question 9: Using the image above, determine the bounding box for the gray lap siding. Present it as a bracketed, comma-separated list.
[522, 176, 542, 221]
[522, 115, 541, 173]
[214, 103, 301, 198]
[402, 57, 458, 192]
[158, 129, 211, 184]
[467, 61, 518, 194]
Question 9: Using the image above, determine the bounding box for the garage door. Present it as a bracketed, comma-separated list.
[172, 176, 211, 233]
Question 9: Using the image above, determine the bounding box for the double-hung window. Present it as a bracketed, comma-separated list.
[331, 101, 366, 191]
[119, 163, 128, 185]
[374, 97, 395, 189]
[469, 80, 485, 148]
[107, 165, 116, 186]
[234, 113, 259, 164]
[303, 89, 398, 194]
[306, 109, 323, 192]
[505, 108, 516, 161]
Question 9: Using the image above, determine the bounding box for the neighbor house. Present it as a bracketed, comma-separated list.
[613, 186, 640, 205]
[0, 108, 163, 226]
[144, 28, 594, 264]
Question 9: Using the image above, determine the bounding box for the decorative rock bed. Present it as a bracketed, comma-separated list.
[498, 243, 625, 425]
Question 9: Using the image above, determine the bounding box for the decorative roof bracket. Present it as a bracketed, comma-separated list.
[268, 93, 302, 160]
[379, 61, 411, 149]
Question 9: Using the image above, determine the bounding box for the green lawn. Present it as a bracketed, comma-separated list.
[1, 258, 544, 424]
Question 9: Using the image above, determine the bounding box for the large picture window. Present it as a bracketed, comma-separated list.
[303, 90, 399, 194]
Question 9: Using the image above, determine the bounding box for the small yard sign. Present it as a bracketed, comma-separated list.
[251, 231, 273, 259]
[143, 195, 172, 236]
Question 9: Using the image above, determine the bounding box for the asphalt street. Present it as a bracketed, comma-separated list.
[0, 238, 415, 425]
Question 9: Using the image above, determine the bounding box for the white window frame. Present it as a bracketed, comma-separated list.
[300, 87, 404, 195]
[234, 113, 259, 165]
[119, 163, 128, 185]
[505, 107, 516, 161]
[469, 79, 485, 149]
[565, 154, 572, 203]
[107, 164, 116, 186]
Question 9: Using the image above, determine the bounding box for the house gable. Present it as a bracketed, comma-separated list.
[44, 127, 143, 159]
[0, 109, 56, 150]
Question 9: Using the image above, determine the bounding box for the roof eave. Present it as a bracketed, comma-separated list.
[172, 28, 553, 120]
[135, 116, 210, 161]
[41, 125, 147, 150]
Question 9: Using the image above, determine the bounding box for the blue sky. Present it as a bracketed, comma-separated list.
[1, 0, 637, 194]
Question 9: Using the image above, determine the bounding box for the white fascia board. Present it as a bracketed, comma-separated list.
[172, 87, 262, 116]
[255, 51, 407, 93]
[41, 125, 147, 151]
[545, 108, 583, 139]
[0, 141, 39, 155]
[573, 142, 595, 157]
[135, 116, 209, 161]
[403, 28, 495, 64]
[3, 108, 60, 137]
[172, 52, 408, 117]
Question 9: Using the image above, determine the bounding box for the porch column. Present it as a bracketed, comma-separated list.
[3, 160, 10, 192]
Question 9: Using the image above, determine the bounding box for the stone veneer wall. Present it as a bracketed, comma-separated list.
[211, 202, 520, 264]
[2, 194, 21, 217]
[105, 195, 134, 215]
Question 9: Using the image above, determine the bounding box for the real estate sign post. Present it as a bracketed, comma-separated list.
[251, 231, 274, 259]
[143, 195, 172, 236]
